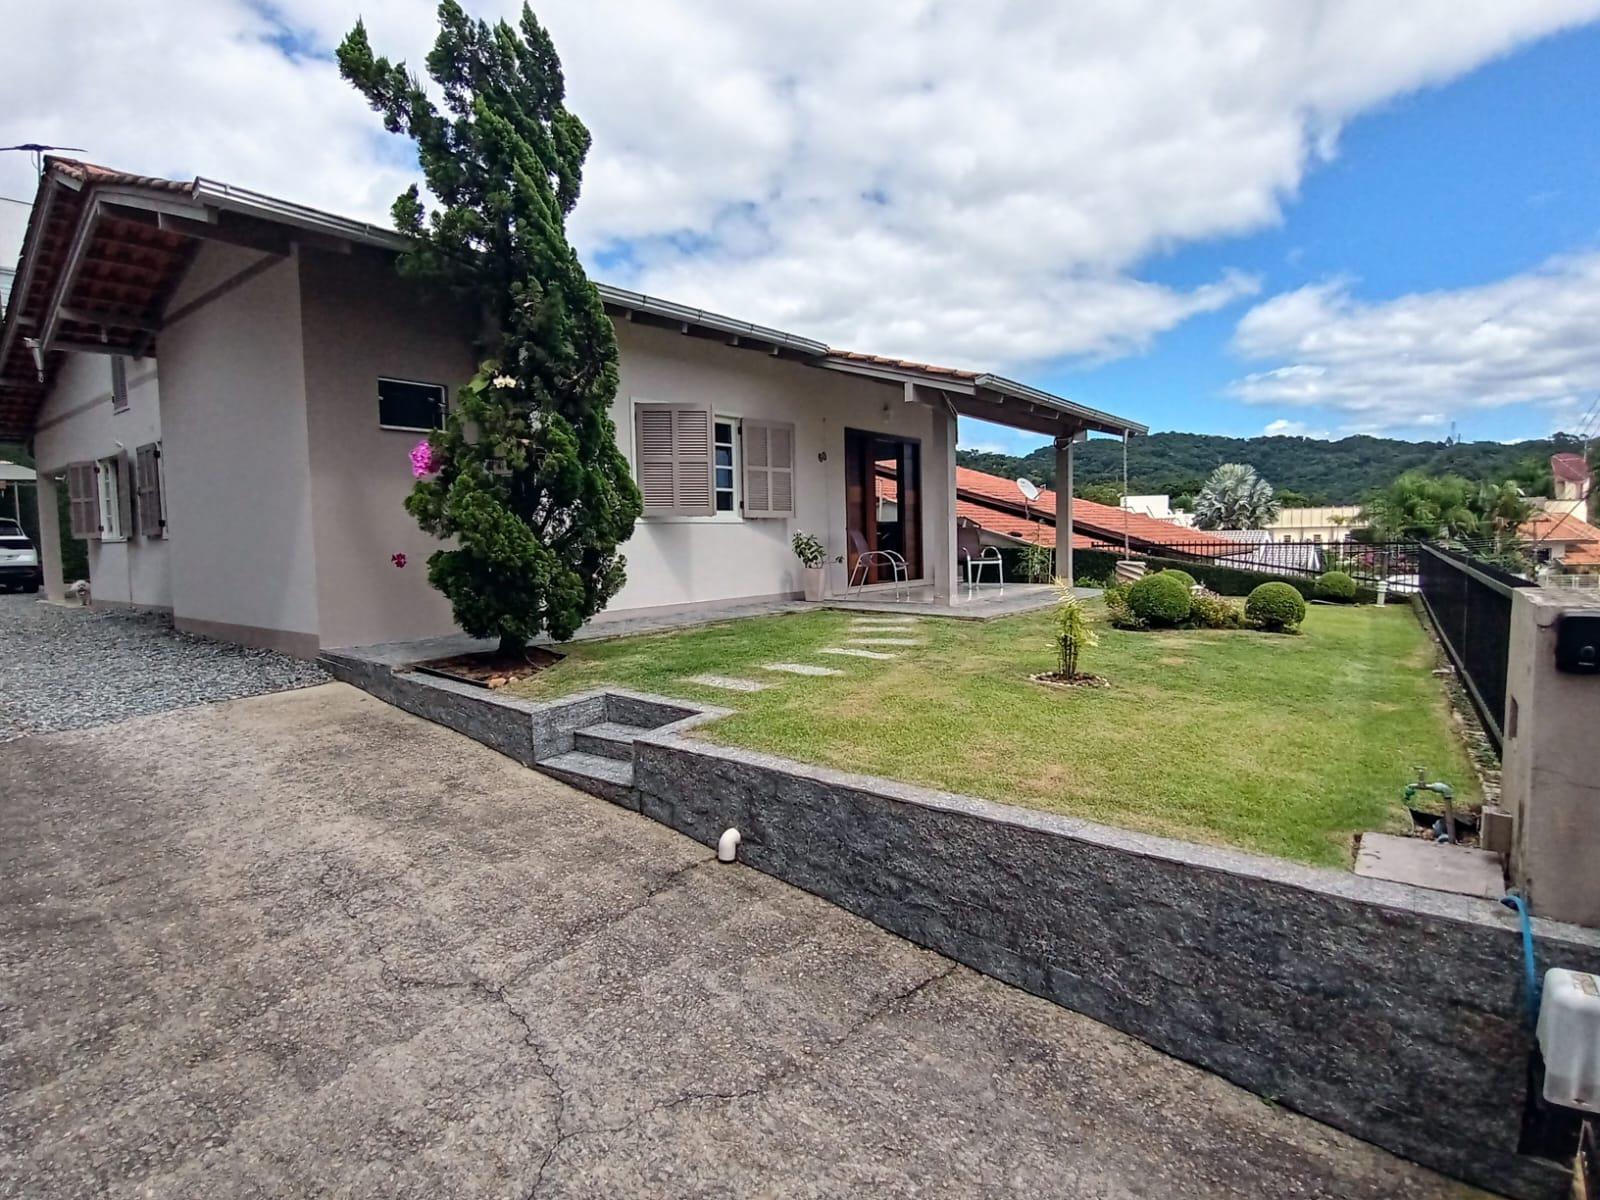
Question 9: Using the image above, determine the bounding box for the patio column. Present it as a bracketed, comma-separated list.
[1054, 434, 1076, 585]
[928, 396, 958, 602]
[35, 470, 66, 602]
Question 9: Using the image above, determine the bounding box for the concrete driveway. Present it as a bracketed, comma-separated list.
[0, 683, 1485, 1199]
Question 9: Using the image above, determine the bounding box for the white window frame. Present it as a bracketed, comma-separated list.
[377, 376, 448, 433]
[634, 403, 745, 524]
[710, 416, 741, 522]
[96, 456, 125, 541]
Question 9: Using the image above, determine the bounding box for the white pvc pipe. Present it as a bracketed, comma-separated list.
[717, 828, 741, 863]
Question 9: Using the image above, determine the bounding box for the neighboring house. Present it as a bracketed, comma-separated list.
[1263, 505, 1364, 544]
[1523, 509, 1600, 574]
[0, 158, 1144, 656]
[1548, 452, 1591, 521]
[919, 466, 1236, 557]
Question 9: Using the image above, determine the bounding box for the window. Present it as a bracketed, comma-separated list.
[96, 456, 126, 540]
[378, 377, 446, 431]
[110, 356, 129, 413]
[713, 420, 737, 514]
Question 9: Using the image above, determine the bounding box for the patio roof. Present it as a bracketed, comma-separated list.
[1, 157, 1145, 446]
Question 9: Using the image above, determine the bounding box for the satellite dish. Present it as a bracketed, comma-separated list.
[1016, 478, 1041, 503]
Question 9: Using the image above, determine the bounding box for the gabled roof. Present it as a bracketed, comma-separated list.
[950, 466, 1235, 552]
[1, 157, 1145, 446]
[1552, 453, 1590, 484]
[1524, 510, 1600, 546]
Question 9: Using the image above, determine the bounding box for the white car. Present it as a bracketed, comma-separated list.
[0, 518, 42, 593]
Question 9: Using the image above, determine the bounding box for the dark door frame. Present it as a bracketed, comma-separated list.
[844, 427, 923, 585]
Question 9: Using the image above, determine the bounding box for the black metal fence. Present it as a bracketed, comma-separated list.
[1083, 537, 1423, 594]
[1416, 541, 1533, 754]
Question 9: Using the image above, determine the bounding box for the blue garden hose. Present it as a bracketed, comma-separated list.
[1501, 892, 1541, 1028]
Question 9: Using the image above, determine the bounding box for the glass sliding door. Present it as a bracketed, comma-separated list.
[844, 428, 922, 583]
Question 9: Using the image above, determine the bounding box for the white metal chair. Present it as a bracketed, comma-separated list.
[961, 545, 1005, 597]
[847, 530, 910, 599]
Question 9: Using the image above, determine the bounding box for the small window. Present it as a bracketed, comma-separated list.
[378, 377, 446, 431]
[110, 356, 129, 413]
[714, 420, 737, 513]
[97, 457, 124, 540]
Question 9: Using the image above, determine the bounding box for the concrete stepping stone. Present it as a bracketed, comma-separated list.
[819, 647, 897, 660]
[685, 674, 769, 692]
[851, 619, 920, 627]
[761, 662, 844, 677]
[847, 637, 922, 646]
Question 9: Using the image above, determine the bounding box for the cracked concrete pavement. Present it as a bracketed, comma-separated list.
[0, 682, 1491, 1199]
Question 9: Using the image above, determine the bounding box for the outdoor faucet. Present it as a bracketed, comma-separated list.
[1403, 768, 1457, 843]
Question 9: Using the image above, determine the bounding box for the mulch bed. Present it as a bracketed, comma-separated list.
[416, 646, 563, 690]
[1030, 671, 1111, 690]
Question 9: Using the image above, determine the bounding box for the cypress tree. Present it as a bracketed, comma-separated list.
[338, 2, 641, 654]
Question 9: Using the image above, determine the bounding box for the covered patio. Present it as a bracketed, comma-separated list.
[812, 350, 1145, 611]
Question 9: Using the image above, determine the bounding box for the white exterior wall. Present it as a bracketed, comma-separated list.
[32, 350, 170, 608]
[298, 247, 476, 650]
[610, 321, 943, 610]
[157, 243, 320, 654]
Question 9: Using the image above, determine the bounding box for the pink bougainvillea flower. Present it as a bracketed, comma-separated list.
[391, 552, 407, 569]
[409, 440, 435, 478]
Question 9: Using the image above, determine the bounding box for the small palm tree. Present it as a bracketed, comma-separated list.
[1051, 578, 1098, 678]
[1193, 463, 1281, 530]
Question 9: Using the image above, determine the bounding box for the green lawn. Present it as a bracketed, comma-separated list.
[510, 603, 1479, 868]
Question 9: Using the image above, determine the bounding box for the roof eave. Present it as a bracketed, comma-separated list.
[972, 373, 1148, 438]
[599, 284, 830, 356]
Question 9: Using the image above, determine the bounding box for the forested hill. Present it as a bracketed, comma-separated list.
[956, 432, 1580, 503]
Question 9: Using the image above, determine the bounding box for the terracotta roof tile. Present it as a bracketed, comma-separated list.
[1524, 511, 1600, 545]
[1551, 453, 1590, 484]
[829, 349, 980, 381]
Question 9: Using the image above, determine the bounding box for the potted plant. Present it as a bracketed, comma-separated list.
[792, 530, 829, 601]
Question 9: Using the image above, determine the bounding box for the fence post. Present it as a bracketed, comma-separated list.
[1501, 587, 1600, 927]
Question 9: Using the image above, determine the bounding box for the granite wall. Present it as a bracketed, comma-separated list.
[633, 731, 1600, 1200]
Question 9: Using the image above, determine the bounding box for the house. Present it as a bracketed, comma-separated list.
[1548, 452, 1591, 521]
[921, 466, 1235, 558]
[1523, 509, 1600, 574]
[0, 158, 1145, 656]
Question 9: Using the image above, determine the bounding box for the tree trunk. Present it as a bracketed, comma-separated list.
[499, 632, 527, 658]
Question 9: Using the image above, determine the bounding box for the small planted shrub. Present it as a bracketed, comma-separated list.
[1159, 568, 1197, 592]
[1189, 587, 1244, 629]
[1017, 540, 1054, 583]
[1127, 571, 1192, 627]
[1102, 582, 1145, 630]
[1315, 570, 1358, 603]
[1049, 578, 1099, 679]
[1247, 582, 1307, 632]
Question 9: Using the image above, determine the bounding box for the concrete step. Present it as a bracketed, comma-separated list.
[573, 721, 652, 761]
[536, 751, 636, 807]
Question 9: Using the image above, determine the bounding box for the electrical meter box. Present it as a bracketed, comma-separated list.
[1537, 968, 1600, 1113]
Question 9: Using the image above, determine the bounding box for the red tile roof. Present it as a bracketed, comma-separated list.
[874, 464, 1224, 553]
[951, 466, 1235, 552]
[830, 349, 980, 382]
[1552, 453, 1590, 484]
[1523, 510, 1600, 545]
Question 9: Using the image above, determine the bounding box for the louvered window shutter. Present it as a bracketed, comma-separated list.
[115, 454, 134, 538]
[135, 443, 164, 537]
[634, 403, 714, 516]
[66, 463, 100, 540]
[742, 420, 795, 518]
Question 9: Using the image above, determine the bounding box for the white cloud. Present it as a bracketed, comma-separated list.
[4, 0, 1598, 372]
[1231, 256, 1600, 433]
[1262, 419, 1331, 439]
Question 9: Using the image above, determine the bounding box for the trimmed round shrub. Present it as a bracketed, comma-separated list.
[1158, 568, 1197, 591]
[1246, 582, 1307, 631]
[1314, 570, 1358, 603]
[1127, 571, 1192, 626]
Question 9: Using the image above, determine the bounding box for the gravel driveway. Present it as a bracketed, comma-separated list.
[0, 594, 325, 741]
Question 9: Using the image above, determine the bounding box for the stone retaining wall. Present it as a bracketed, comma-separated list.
[324, 649, 1600, 1199]
[632, 730, 1600, 1200]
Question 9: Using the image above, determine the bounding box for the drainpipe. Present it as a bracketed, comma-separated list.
[717, 828, 741, 863]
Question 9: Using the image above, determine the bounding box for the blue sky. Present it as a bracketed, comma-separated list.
[5, 2, 1600, 461]
[973, 24, 1600, 456]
